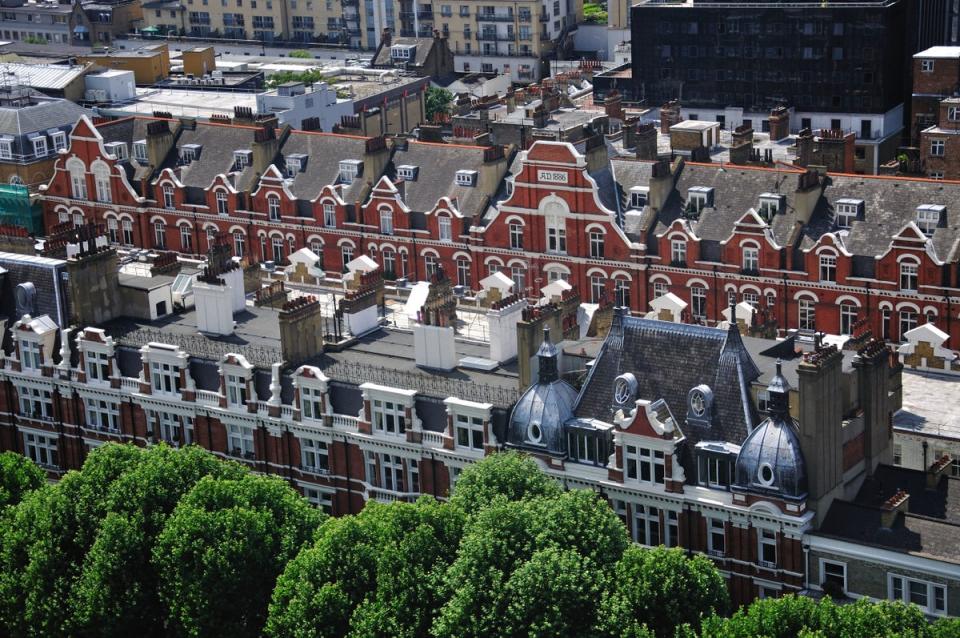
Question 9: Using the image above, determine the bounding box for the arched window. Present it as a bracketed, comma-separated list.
[840, 302, 857, 335]
[233, 231, 245, 257]
[162, 184, 175, 210]
[457, 258, 471, 288]
[615, 278, 630, 308]
[591, 274, 606, 303]
[67, 158, 86, 199]
[509, 222, 523, 249]
[589, 229, 605, 259]
[798, 297, 816, 331]
[382, 249, 396, 277]
[179, 225, 193, 253]
[216, 191, 229, 215]
[271, 236, 284, 262]
[93, 163, 111, 203]
[267, 195, 281, 221]
[154, 220, 166, 249]
[900, 260, 919, 291]
[121, 219, 133, 245]
[742, 245, 759, 273]
[106, 218, 118, 243]
[819, 253, 836, 282]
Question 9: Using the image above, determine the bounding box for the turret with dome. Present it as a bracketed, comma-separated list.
[506, 326, 578, 455]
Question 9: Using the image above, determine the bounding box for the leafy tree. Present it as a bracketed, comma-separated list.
[448, 451, 562, 515]
[0, 443, 146, 637]
[266, 497, 465, 638]
[433, 490, 627, 638]
[288, 49, 312, 58]
[0, 452, 45, 509]
[425, 86, 453, 121]
[156, 473, 324, 638]
[597, 546, 728, 638]
[501, 547, 607, 638]
[699, 595, 938, 638]
[70, 445, 246, 637]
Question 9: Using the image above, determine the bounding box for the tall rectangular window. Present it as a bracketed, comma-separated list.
[758, 528, 777, 567]
[300, 438, 328, 473]
[671, 240, 686, 264]
[632, 504, 661, 546]
[23, 432, 58, 468]
[85, 350, 110, 381]
[225, 373, 247, 407]
[691, 286, 706, 319]
[798, 299, 815, 331]
[227, 423, 255, 458]
[708, 518, 726, 556]
[742, 246, 759, 272]
[323, 203, 336, 227]
[589, 232, 604, 258]
[454, 413, 484, 451]
[900, 262, 918, 291]
[438, 216, 452, 241]
[819, 254, 836, 282]
[85, 398, 119, 431]
[150, 361, 180, 394]
[509, 223, 523, 249]
[301, 386, 323, 420]
[19, 339, 41, 370]
[371, 399, 406, 435]
[546, 218, 566, 253]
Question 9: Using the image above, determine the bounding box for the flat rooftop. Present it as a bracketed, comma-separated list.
[915, 46, 960, 59]
[104, 87, 258, 118]
[895, 370, 960, 440]
[608, 125, 798, 164]
[102, 294, 522, 407]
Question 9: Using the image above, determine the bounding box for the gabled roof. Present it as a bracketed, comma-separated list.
[0, 95, 90, 138]
[387, 141, 492, 217]
[279, 130, 372, 203]
[574, 312, 760, 449]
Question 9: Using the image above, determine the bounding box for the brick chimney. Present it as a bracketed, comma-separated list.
[381, 27, 392, 48]
[278, 295, 325, 366]
[880, 489, 910, 529]
[729, 124, 754, 165]
[604, 90, 624, 121]
[768, 106, 790, 141]
[795, 128, 814, 166]
[635, 122, 658, 160]
[660, 100, 681, 134]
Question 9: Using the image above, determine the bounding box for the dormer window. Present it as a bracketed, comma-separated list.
[391, 44, 415, 59]
[233, 150, 252, 171]
[225, 373, 248, 407]
[835, 198, 863, 228]
[85, 349, 111, 382]
[31, 135, 47, 158]
[757, 193, 784, 220]
[285, 153, 307, 176]
[687, 186, 714, 214]
[916, 204, 944, 235]
[150, 361, 181, 395]
[50, 131, 67, 152]
[630, 186, 649, 209]
[180, 144, 202, 163]
[339, 159, 362, 183]
[396, 165, 418, 181]
[20, 338, 41, 370]
[455, 169, 477, 186]
[105, 141, 128, 161]
[0, 138, 12, 160]
[133, 140, 148, 162]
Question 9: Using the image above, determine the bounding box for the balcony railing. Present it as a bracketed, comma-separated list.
[120, 377, 141, 391]
[421, 430, 444, 446]
[331, 414, 360, 431]
[477, 32, 516, 41]
[196, 389, 220, 406]
[367, 486, 419, 503]
[476, 12, 515, 21]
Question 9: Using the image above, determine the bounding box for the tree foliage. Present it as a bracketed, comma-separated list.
[425, 86, 453, 121]
[448, 450, 562, 515]
[699, 595, 959, 638]
[288, 49, 312, 58]
[0, 452, 45, 509]
[598, 546, 728, 638]
[156, 473, 324, 638]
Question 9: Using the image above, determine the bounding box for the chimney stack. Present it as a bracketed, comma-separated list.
[278, 295, 325, 365]
[768, 106, 790, 141]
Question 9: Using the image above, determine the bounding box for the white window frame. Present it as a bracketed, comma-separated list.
[133, 140, 148, 162]
[225, 373, 248, 407]
[900, 261, 919, 291]
[840, 303, 857, 336]
[922, 59, 935, 72]
[162, 184, 175, 209]
[916, 205, 942, 235]
[888, 574, 947, 616]
[300, 385, 323, 420]
[819, 253, 836, 282]
[509, 222, 523, 249]
[438, 215, 452, 241]
[323, 203, 336, 228]
[0, 139, 12, 160]
[819, 559, 847, 592]
[85, 398, 119, 432]
[591, 274, 606, 303]
[930, 139, 946, 157]
[798, 298, 816, 331]
[671, 239, 686, 264]
[267, 195, 281, 221]
[302, 485, 333, 512]
[546, 217, 566, 254]
[23, 431, 58, 468]
[758, 527, 777, 568]
[32, 136, 47, 157]
[707, 517, 726, 557]
[624, 444, 666, 485]
[150, 361, 180, 395]
[300, 437, 329, 473]
[371, 398, 406, 435]
[51, 131, 66, 152]
[742, 246, 759, 272]
[379, 209, 394, 235]
[216, 190, 228, 215]
[19, 386, 53, 420]
[227, 423, 255, 458]
[121, 219, 133, 245]
[85, 349, 111, 382]
[835, 199, 862, 228]
[454, 413, 484, 451]
[19, 339, 41, 370]
[589, 231, 604, 258]
[632, 503, 661, 546]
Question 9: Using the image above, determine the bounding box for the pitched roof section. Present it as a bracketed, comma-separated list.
[167, 122, 264, 191]
[387, 141, 493, 217]
[574, 312, 760, 448]
[280, 131, 373, 202]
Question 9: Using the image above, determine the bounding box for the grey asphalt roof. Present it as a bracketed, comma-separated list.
[0, 63, 88, 90]
[387, 141, 492, 218]
[895, 370, 960, 440]
[574, 312, 760, 450]
[96, 116, 170, 185]
[279, 130, 370, 202]
[372, 37, 436, 67]
[819, 466, 960, 563]
[170, 122, 262, 191]
[0, 96, 89, 137]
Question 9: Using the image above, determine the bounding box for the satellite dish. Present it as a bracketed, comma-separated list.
[15, 282, 36, 319]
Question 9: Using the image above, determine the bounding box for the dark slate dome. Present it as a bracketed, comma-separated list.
[734, 360, 808, 499]
[507, 327, 578, 455]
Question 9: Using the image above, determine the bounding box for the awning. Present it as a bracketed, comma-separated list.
[73, 25, 89, 33]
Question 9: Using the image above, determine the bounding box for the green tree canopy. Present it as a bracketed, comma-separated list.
[597, 546, 728, 638]
[155, 473, 324, 638]
[266, 497, 465, 638]
[448, 451, 562, 515]
[288, 49, 312, 58]
[425, 86, 453, 121]
[0, 452, 45, 509]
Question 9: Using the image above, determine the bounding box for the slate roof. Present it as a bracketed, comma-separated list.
[96, 116, 170, 185]
[574, 311, 760, 449]
[168, 122, 263, 191]
[279, 131, 370, 202]
[387, 141, 491, 218]
[819, 466, 960, 562]
[0, 95, 90, 138]
[372, 37, 436, 68]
